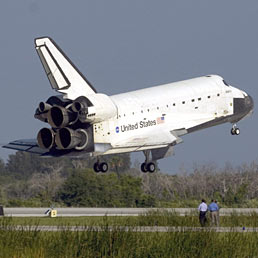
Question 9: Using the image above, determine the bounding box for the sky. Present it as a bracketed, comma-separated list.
[0, 0, 257, 174]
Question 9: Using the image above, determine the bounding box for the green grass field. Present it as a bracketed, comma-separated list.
[2, 210, 258, 227]
[1, 211, 258, 257]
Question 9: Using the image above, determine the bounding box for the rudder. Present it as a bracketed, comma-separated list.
[35, 37, 97, 99]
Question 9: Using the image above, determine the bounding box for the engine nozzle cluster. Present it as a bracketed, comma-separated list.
[37, 127, 88, 150]
[35, 96, 91, 151]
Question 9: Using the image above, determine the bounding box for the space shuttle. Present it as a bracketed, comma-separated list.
[3, 37, 254, 173]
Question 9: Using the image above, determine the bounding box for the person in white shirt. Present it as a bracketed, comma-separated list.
[198, 199, 208, 227]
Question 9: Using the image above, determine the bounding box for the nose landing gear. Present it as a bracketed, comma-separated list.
[231, 124, 240, 135]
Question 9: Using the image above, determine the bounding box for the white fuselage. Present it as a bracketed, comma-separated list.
[92, 75, 246, 155]
[4, 37, 253, 171]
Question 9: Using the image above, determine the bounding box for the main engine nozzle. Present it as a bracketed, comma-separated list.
[55, 128, 88, 150]
[71, 96, 89, 123]
[34, 102, 53, 123]
[48, 106, 78, 128]
[39, 102, 52, 113]
[37, 127, 55, 149]
[71, 96, 89, 112]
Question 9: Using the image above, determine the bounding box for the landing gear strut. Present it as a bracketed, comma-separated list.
[231, 124, 240, 135]
[140, 150, 156, 173]
[93, 158, 108, 173]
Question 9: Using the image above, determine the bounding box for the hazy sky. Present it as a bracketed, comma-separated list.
[0, 1, 257, 173]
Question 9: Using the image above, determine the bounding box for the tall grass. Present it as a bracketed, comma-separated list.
[0, 226, 258, 257]
[1, 212, 258, 257]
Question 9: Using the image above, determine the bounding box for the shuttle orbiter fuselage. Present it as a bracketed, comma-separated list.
[3, 37, 254, 173]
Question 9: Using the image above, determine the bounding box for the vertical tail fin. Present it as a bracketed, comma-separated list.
[35, 37, 97, 99]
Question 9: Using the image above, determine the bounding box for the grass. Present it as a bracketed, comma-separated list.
[1, 211, 258, 257]
[2, 210, 258, 227]
[0, 227, 258, 257]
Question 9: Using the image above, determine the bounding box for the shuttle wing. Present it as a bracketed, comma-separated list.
[3, 139, 45, 155]
[35, 37, 97, 100]
[112, 128, 184, 148]
[3, 139, 89, 158]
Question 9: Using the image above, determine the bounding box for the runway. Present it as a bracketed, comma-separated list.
[2, 207, 258, 217]
[2, 225, 258, 233]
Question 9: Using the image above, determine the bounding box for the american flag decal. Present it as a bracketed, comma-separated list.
[157, 116, 165, 124]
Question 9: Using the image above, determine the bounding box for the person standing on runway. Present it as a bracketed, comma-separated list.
[208, 199, 220, 226]
[198, 199, 208, 227]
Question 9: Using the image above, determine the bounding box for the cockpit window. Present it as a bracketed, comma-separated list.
[223, 80, 229, 86]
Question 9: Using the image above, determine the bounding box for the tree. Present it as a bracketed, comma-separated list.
[106, 153, 131, 173]
[57, 168, 143, 207]
[137, 194, 156, 207]
[0, 158, 5, 175]
[0, 186, 5, 205]
[6, 152, 46, 179]
[5, 151, 73, 179]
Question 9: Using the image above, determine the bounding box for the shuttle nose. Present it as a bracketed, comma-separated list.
[233, 93, 254, 121]
[244, 94, 254, 115]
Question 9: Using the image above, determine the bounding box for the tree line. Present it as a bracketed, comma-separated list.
[0, 152, 258, 207]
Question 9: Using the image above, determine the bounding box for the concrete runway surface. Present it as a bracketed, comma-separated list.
[1, 225, 258, 233]
[2, 208, 258, 217]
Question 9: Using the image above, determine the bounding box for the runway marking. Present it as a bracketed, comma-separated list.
[1, 226, 258, 233]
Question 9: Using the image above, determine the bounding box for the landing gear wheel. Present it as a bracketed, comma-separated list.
[141, 163, 148, 173]
[141, 150, 156, 173]
[235, 128, 240, 135]
[141, 162, 156, 173]
[100, 162, 108, 173]
[93, 162, 100, 173]
[147, 162, 156, 173]
[231, 128, 240, 135]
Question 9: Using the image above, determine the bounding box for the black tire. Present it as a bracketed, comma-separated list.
[141, 163, 148, 173]
[100, 162, 108, 173]
[235, 128, 240, 135]
[231, 128, 235, 135]
[93, 163, 100, 173]
[147, 162, 156, 173]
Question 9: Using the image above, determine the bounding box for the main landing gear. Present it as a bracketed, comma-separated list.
[231, 124, 240, 135]
[140, 150, 156, 173]
[93, 160, 108, 173]
[141, 162, 156, 173]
